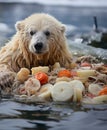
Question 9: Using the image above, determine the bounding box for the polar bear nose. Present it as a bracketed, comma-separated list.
[34, 42, 43, 51]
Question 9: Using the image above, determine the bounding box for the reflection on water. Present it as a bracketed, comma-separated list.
[0, 3, 107, 130]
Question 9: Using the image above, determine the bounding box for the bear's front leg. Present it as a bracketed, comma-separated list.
[0, 71, 16, 94]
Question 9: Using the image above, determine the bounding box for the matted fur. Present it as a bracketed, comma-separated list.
[0, 13, 72, 74]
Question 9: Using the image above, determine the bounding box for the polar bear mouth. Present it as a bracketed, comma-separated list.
[34, 42, 46, 54]
[29, 44, 49, 55]
[35, 50, 45, 54]
[35, 49, 49, 55]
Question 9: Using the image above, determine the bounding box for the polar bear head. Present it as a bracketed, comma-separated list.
[15, 13, 66, 56]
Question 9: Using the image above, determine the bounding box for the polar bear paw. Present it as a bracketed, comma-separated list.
[0, 71, 16, 92]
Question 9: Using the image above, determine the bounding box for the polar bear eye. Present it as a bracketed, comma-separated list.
[30, 31, 35, 36]
[44, 31, 50, 37]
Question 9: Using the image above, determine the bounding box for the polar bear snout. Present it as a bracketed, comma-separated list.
[34, 42, 43, 51]
[29, 31, 49, 54]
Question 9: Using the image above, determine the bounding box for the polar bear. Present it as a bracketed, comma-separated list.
[0, 13, 72, 89]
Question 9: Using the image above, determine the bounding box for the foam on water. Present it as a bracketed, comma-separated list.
[0, 23, 12, 33]
[68, 38, 107, 61]
[0, 23, 13, 46]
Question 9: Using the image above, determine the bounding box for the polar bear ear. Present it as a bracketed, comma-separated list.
[15, 21, 24, 31]
[61, 24, 66, 33]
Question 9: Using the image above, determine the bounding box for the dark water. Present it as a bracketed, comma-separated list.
[0, 98, 107, 130]
[0, 3, 107, 130]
